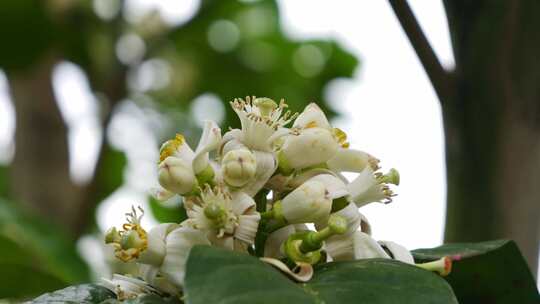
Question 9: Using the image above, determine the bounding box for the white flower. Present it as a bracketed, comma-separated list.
[101, 274, 158, 300]
[278, 103, 355, 172]
[279, 127, 339, 171]
[230, 96, 296, 152]
[280, 177, 332, 224]
[325, 231, 413, 264]
[348, 167, 400, 207]
[158, 157, 198, 195]
[221, 149, 257, 187]
[157, 121, 221, 195]
[292, 103, 331, 130]
[186, 186, 260, 251]
[105, 207, 149, 262]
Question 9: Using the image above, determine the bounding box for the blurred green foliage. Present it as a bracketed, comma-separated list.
[0, 199, 90, 299]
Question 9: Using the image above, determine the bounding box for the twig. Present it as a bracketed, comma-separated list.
[388, 0, 452, 103]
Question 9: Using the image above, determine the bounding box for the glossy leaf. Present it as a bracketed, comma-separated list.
[29, 284, 116, 304]
[184, 245, 458, 304]
[413, 240, 540, 304]
[309, 259, 458, 304]
[184, 246, 315, 304]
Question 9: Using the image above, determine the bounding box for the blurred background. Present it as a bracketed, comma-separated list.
[0, 0, 538, 299]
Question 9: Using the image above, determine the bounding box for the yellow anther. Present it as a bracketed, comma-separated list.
[332, 128, 349, 148]
[159, 133, 185, 163]
[305, 121, 318, 129]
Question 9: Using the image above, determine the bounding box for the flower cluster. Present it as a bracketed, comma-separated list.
[104, 97, 451, 300]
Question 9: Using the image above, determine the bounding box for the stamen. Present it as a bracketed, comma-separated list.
[159, 134, 185, 163]
[332, 128, 350, 148]
[106, 206, 148, 262]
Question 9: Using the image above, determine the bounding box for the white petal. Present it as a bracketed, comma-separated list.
[241, 151, 277, 196]
[325, 234, 355, 261]
[149, 187, 175, 202]
[160, 227, 210, 288]
[138, 223, 178, 266]
[281, 128, 338, 170]
[316, 203, 360, 236]
[353, 231, 390, 260]
[359, 212, 372, 235]
[378, 241, 414, 264]
[138, 264, 179, 295]
[264, 225, 296, 258]
[231, 191, 257, 215]
[101, 274, 156, 299]
[281, 180, 332, 224]
[260, 257, 313, 282]
[234, 213, 261, 244]
[266, 127, 291, 148]
[347, 167, 385, 207]
[308, 174, 348, 199]
[209, 234, 235, 250]
[164, 137, 194, 163]
[287, 168, 343, 190]
[235, 108, 276, 151]
[193, 120, 221, 175]
[293, 103, 331, 129]
[327, 148, 377, 173]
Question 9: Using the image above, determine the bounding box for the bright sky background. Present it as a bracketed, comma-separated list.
[277, 0, 452, 250]
[0, 0, 538, 281]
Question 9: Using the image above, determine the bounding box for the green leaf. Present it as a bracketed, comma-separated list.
[0, 235, 67, 299]
[412, 240, 540, 304]
[309, 259, 458, 304]
[184, 246, 315, 304]
[29, 284, 116, 304]
[149, 196, 188, 223]
[0, 199, 90, 285]
[184, 245, 458, 304]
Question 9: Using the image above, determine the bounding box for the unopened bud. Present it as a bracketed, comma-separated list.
[158, 157, 197, 195]
[222, 149, 257, 187]
[280, 128, 338, 170]
[281, 180, 332, 224]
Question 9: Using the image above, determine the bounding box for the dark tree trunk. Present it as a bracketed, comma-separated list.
[389, 0, 540, 274]
[8, 53, 85, 234]
[443, 0, 540, 274]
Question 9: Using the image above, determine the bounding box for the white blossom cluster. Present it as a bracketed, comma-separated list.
[103, 97, 448, 300]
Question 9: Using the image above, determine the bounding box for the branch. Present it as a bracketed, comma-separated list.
[388, 0, 452, 103]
